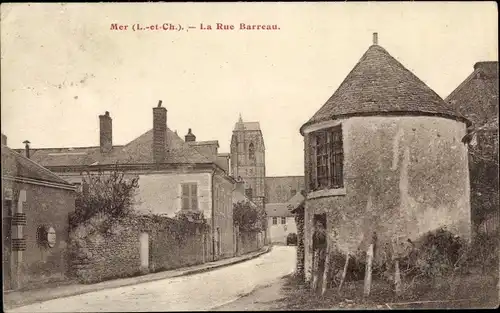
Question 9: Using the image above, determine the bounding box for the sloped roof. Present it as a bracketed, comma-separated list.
[266, 203, 293, 217]
[233, 121, 261, 131]
[446, 61, 499, 128]
[2, 145, 72, 185]
[26, 127, 212, 168]
[232, 189, 258, 208]
[286, 191, 306, 211]
[301, 43, 469, 134]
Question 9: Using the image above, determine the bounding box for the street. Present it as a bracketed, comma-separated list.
[8, 246, 296, 312]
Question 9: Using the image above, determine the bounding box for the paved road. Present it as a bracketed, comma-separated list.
[8, 246, 296, 312]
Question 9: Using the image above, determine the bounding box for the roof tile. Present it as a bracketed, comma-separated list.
[302, 44, 464, 131]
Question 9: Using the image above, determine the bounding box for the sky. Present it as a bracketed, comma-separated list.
[1, 2, 498, 176]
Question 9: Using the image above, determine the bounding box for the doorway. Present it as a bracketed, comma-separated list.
[312, 213, 327, 291]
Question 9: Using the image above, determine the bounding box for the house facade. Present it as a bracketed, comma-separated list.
[446, 61, 499, 237]
[2, 135, 76, 290]
[19, 101, 236, 261]
[266, 201, 298, 244]
[300, 33, 472, 282]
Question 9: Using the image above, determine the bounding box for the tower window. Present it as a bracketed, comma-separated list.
[245, 187, 253, 199]
[249, 142, 255, 161]
[310, 125, 344, 190]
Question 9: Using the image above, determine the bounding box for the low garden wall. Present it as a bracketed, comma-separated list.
[69, 214, 207, 284]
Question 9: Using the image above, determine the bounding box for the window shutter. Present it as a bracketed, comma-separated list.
[181, 184, 190, 209]
[191, 184, 198, 210]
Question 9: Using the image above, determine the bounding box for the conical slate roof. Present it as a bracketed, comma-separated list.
[300, 42, 469, 134]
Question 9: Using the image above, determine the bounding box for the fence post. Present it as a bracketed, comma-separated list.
[394, 259, 402, 296]
[363, 243, 374, 297]
[321, 244, 332, 295]
[338, 252, 350, 293]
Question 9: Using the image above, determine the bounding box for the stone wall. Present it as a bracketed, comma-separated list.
[303, 116, 471, 282]
[70, 214, 207, 284]
[237, 230, 263, 255]
[294, 208, 305, 278]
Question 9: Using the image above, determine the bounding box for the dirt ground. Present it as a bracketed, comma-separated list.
[215, 271, 499, 310]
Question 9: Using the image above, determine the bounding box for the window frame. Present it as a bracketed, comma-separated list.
[181, 182, 199, 210]
[310, 125, 344, 191]
[281, 217, 286, 224]
[249, 142, 256, 162]
[272, 217, 278, 225]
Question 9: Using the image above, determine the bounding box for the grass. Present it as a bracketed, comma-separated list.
[270, 269, 499, 310]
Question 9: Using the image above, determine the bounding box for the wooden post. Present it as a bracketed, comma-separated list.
[363, 243, 374, 297]
[321, 246, 331, 295]
[338, 252, 350, 293]
[394, 259, 402, 296]
[311, 250, 320, 291]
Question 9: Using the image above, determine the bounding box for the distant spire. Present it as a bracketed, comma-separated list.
[238, 113, 243, 123]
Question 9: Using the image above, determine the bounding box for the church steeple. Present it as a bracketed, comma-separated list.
[230, 114, 266, 209]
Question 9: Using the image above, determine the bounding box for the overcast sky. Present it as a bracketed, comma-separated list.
[1, 2, 497, 176]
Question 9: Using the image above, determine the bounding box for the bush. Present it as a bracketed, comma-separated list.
[72, 166, 139, 226]
[411, 228, 466, 279]
[462, 229, 499, 273]
[233, 201, 267, 232]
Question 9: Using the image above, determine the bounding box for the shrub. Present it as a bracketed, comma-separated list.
[72, 165, 139, 226]
[233, 201, 267, 232]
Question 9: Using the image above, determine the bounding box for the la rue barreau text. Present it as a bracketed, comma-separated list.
[110, 23, 281, 32]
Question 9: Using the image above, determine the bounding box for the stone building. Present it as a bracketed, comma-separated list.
[229, 116, 305, 206]
[266, 202, 297, 244]
[299, 33, 472, 282]
[446, 61, 499, 236]
[2, 135, 76, 290]
[265, 176, 305, 204]
[230, 115, 266, 209]
[19, 101, 236, 262]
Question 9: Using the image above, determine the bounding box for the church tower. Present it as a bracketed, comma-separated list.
[230, 114, 266, 208]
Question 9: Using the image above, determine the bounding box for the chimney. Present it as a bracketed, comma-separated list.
[1, 133, 6, 146]
[23, 140, 31, 158]
[185, 128, 196, 142]
[153, 100, 167, 163]
[99, 111, 113, 153]
[373, 32, 378, 45]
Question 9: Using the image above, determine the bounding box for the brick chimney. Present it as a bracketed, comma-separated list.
[185, 128, 196, 142]
[153, 100, 167, 163]
[373, 32, 378, 45]
[99, 111, 112, 153]
[1, 133, 6, 146]
[23, 140, 30, 158]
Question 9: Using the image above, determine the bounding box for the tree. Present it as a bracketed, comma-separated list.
[73, 165, 140, 224]
[233, 201, 267, 232]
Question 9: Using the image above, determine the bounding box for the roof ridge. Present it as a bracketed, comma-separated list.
[3, 147, 71, 185]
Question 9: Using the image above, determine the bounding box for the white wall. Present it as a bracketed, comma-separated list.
[58, 171, 213, 219]
[134, 172, 212, 218]
[267, 216, 297, 244]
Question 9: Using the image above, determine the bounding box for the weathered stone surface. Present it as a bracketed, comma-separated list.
[70, 215, 207, 284]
